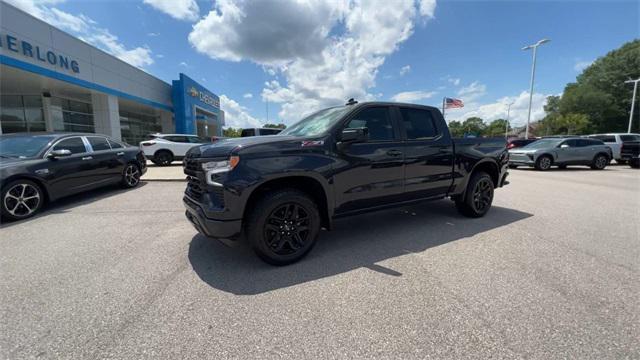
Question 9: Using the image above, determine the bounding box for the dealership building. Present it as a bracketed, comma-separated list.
[0, 2, 224, 144]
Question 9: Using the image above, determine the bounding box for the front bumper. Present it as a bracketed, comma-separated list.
[183, 197, 242, 240]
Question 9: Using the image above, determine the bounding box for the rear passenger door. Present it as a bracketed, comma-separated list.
[86, 136, 125, 182]
[333, 106, 405, 213]
[398, 106, 454, 199]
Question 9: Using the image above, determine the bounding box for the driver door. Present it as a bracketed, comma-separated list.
[556, 139, 579, 164]
[333, 106, 405, 214]
[47, 136, 97, 197]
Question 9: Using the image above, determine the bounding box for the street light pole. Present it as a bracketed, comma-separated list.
[505, 101, 514, 139]
[522, 38, 550, 139]
[625, 79, 639, 133]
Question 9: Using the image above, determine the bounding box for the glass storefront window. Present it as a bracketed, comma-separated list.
[119, 110, 161, 145]
[50, 97, 95, 133]
[0, 95, 45, 133]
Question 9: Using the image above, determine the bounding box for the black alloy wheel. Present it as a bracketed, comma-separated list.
[247, 189, 321, 265]
[591, 154, 608, 170]
[455, 171, 494, 218]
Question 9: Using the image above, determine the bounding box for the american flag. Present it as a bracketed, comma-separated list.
[444, 97, 464, 109]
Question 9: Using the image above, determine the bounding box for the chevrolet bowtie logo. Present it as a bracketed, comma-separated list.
[188, 87, 199, 97]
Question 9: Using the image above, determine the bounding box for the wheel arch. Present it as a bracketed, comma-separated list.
[154, 148, 174, 157]
[242, 175, 332, 230]
[1, 175, 51, 203]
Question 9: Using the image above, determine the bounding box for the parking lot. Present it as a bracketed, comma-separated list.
[1, 166, 638, 359]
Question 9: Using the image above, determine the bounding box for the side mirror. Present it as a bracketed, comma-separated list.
[340, 127, 369, 143]
[47, 149, 72, 159]
[560, 144, 570, 148]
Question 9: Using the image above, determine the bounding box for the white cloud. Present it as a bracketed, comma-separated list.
[6, 0, 154, 68]
[143, 0, 200, 21]
[400, 65, 411, 76]
[220, 95, 263, 128]
[243, 93, 253, 99]
[190, 0, 437, 123]
[390, 90, 436, 102]
[156, 54, 164, 58]
[574, 59, 593, 72]
[148, 32, 160, 37]
[457, 81, 486, 102]
[179, 61, 188, 67]
[447, 77, 461, 86]
[445, 91, 549, 127]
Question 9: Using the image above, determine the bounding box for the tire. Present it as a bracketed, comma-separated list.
[535, 155, 552, 171]
[1, 179, 44, 221]
[154, 150, 173, 166]
[508, 164, 518, 169]
[558, 164, 567, 169]
[590, 154, 608, 170]
[246, 189, 321, 265]
[629, 160, 640, 169]
[121, 163, 141, 188]
[455, 171, 494, 218]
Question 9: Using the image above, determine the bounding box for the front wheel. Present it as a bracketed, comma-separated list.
[1, 179, 44, 221]
[246, 189, 321, 265]
[535, 155, 552, 171]
[591, 154, 608, 170]
[121, 163, 141, 188]
[455, 172, 494, 218]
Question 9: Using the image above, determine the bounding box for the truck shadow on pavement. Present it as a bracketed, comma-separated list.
[188, 200, 532, 295]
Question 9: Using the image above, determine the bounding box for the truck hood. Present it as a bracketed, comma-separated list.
[189, 135, 304, 158]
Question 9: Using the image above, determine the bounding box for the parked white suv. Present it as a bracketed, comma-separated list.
[139, 134, 211, 166]
[587, 133, 640, 163]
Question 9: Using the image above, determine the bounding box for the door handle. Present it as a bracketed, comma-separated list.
[386, 149, 403, 156]
[82, 156, 93, 161]
[116, 152, 125, 156]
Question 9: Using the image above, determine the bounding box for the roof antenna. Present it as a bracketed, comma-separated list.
[346, 98, 358, 105]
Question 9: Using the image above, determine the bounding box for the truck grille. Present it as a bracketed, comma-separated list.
[184, 158, 200, 175]
[186, 176, 204, 202]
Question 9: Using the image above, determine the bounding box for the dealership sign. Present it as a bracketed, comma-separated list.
[188, 86, 220, 109]
[0, 33, 80, 73]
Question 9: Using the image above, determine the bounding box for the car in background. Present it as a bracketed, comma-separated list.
[240, 128, 282, 137]
[620, 140, 640, 168]
[507, 138, 537, 149]
[139, 134, 212, 166]
[1, 133, 146, 221]
[508, 137, 612, 171]
[586, 133, 640, 163]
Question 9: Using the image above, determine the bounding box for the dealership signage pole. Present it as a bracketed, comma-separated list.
[625, 78, 639, 133]
[522, 38, 550, 139]
[505, 101, 514, 139]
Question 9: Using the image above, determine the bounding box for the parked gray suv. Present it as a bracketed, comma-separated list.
[508, 137, 612, 171]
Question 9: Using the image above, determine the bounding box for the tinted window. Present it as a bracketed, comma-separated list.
[576, 139, 592, 147]
[87, 136, 111, 151]
[346, 107, 394, 141]
[164, 136, 189, 143]
[587, 139, 604, 145]
[108, 139, 124, 149]
[0, 135, 55, 158]
[591, 135, 616, 143]
[188, 136, 209, 143]
[241, 129, 255, 137]
[53, 137, 87, 154]
[262, 128, 281, 135]
[620, 134, 640, 142]
[400, 108, 437, 139]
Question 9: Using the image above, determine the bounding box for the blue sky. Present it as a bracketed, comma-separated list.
[6, 0, 639, 128]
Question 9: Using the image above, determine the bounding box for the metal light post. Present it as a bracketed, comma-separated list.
[522, 38, 550, 139]
[505, 101, 515, 139]
[625, 79, 639, 133]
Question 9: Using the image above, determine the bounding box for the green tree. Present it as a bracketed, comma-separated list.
[485, 119, 509, 137]
[263, 123, 287, 129]
[223, 127, 242, 137]
[461, 117, 486, 136]
[538, 113, 590, 135]
[558, 40, 639, 132]
[448, 120, 464, 137]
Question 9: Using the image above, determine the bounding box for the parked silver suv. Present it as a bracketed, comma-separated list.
[509, 137, 612, 171]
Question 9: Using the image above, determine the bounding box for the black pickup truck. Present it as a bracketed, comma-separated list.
[183, 101, 509, 265]
[621, 141, 640, 168]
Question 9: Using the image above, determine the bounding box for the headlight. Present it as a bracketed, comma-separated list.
[202, 156, 239, 173]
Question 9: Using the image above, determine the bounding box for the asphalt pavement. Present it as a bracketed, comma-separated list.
[1, 166, 638, 359]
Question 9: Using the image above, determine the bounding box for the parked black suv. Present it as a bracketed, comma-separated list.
[183, 101, 509, 265]
[1, 133, 146, 220]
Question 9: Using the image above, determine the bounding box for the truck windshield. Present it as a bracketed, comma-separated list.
[279, 106, 352, 137]
[0, 135, 56, 158]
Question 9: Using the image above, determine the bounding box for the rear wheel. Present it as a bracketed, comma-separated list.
[154, 150, 173, 166]
[121, 163, 141, 188]
[455, 172, 494, 218]
[591, 154, 608, 170]
[558, 164, 567, 169]
[535, 155, 552, 171]
[246, 189, 321, 265]
[1, 179, 44, 221]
